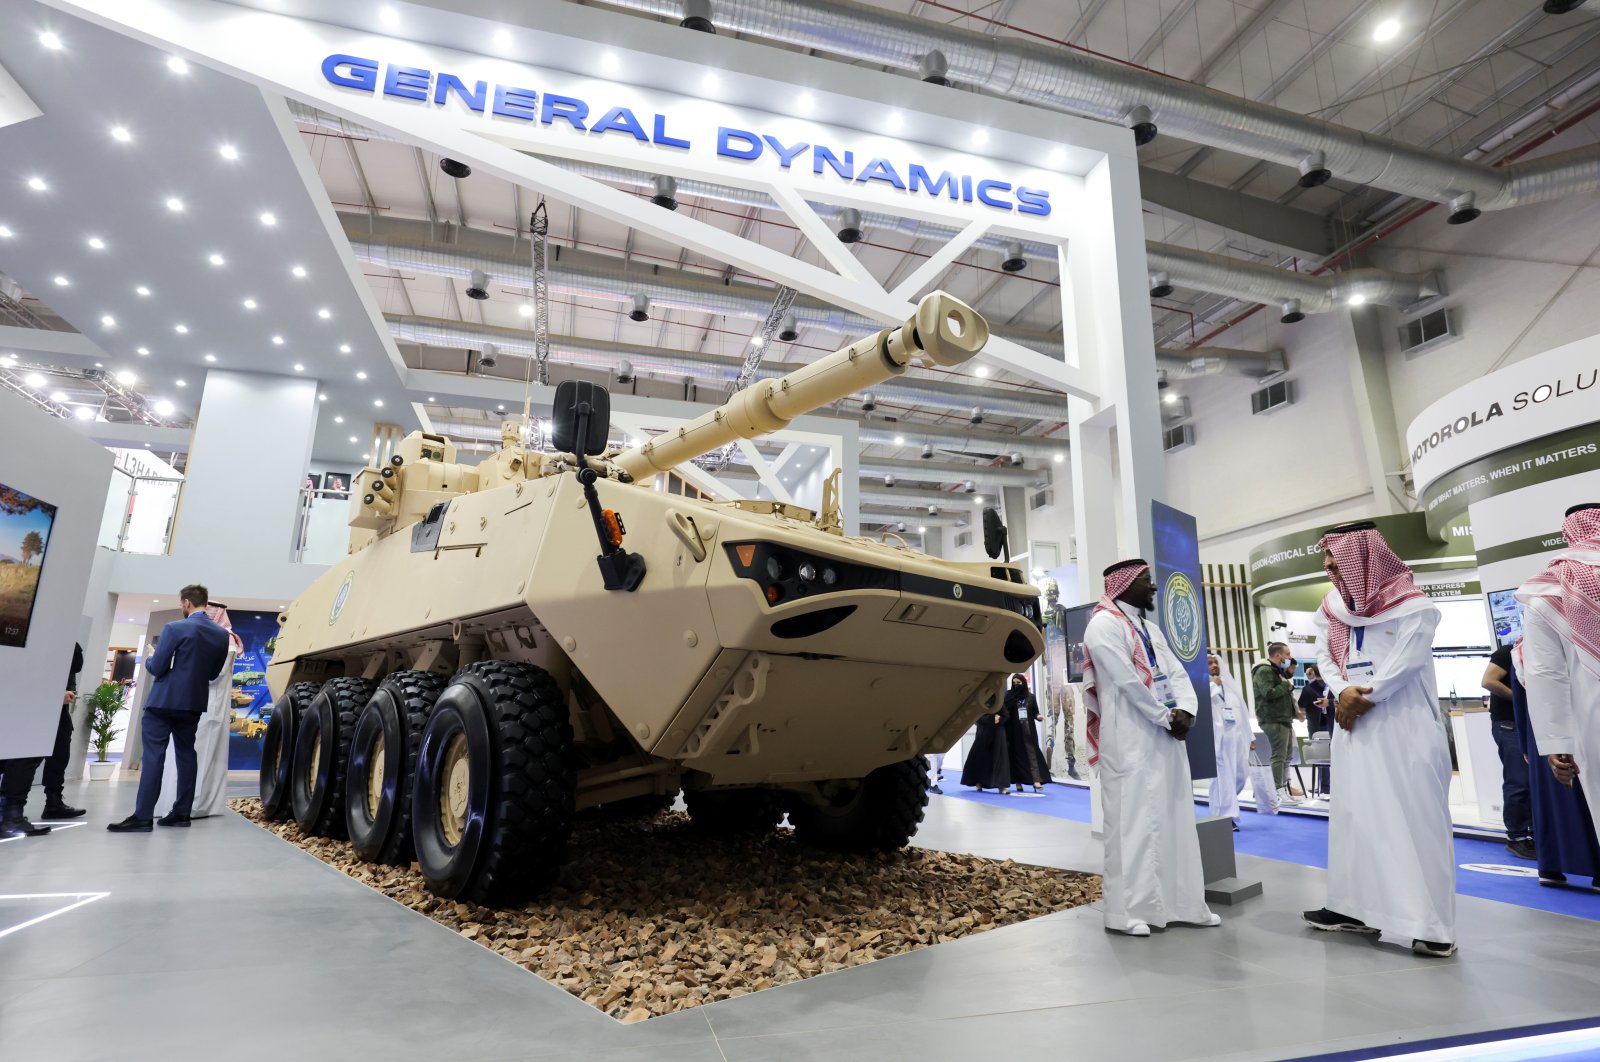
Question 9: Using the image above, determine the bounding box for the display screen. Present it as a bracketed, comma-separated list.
[1063, 602, 1093, 682]
[1434, 652, 1492, 706]
[1488, 589, 1524, 648]
[0, 481, 58, 648]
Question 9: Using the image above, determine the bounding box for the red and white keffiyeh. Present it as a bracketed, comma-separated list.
[205, 603, 244, 654]
[1081, 561, 1152, 767]
[1515, 506, 1600, 681]
[1318, 526, 1428, 678]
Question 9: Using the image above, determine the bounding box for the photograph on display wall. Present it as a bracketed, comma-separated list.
[303, 472, 322, 492]
[323, 472, 351, 497]
[0, 482, 58, 648]
[225, 609, 281, 770]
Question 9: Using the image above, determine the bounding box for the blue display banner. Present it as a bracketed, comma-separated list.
[225, 610, 279, 771]
[1152, 501, 1216, 780]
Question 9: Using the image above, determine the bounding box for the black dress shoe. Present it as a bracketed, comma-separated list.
[107, 815, 153, 833]
[43, 802, 87, 819]
[158, 813, 192, 827]
[1506, 839, 1536, 861]
[0, 816, 51, 838]
[1301, 908, 1379, 934]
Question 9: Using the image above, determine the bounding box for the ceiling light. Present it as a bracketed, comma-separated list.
[497, 403, 505, 411]
[24, 373, 45, 388]
[27, 176, 47, 192]
[73, 406, 93, 420]
[204, 354, 216, 363]
[175, 323, 189, 333]
[111, 125, 131, 143]
[428, 396, 435, 403]
[1163, 392, 1178, 405]
[293, 363, 304, 372]
[208, 253, 225, 266]
[975, 365, 989, 378]
[318, 393, 327, 401]
[339, 343, 351, 353]
[271, 335, 284, 345]
[101, 315, 116, 328]
[50, 391, 66, 403]
[166, 56, 189, 75]
[53, 275, 69, 287]
[893, 435, 905, 446]
[601, 52, 620, 73]
[1373, 17, 1401, 42]
[115, 370, 136, 385]
[518, 303, 533, 318]
[373, 399, 384, 407]
[379, 5, 398, 26]
[136, 347, 149, 356]
[218, 144, 239, 161]
[88, 236, 105, 249]
[154, 399, 175, 416]
[1347, 293, 1368, 306]
[259, 212, 277, 227]
[165, 196, 183, 212]
[136, 285, 150, 296]
[176, 379, 187, 387]
[362, 453, 371, 461]
[493, 28, 511, 47]
[1048, 147, 1067, 165]
[702, 72, 720, 91]
[317, 308, 331, 319]
[972, 129, 989, 146]
[886, 112, 904, 131]
[291, 265, 307, 278]
[918, 526, 927, 534]
[243, 298, 257, 310]
[1053, 452, 1065, 464]
[39, 31, 63, 50]
[797, 91, 815, 114]
[334, 415, 344, 423]
[0, 226, 12, 239]
[349, 435, 358, 443]
[356, 371, 367, 380]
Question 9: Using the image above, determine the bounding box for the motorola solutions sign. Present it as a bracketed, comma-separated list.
[320, 54, 1054, 219]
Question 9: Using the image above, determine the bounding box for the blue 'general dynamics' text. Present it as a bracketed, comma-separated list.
[322, 54, 1052, 218]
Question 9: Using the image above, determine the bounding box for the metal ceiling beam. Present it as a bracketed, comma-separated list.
[1137, 167, 1332, 254]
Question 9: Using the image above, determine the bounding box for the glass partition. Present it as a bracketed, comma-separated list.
[99, 468, 134, 550]
[294, 489, 351, 565]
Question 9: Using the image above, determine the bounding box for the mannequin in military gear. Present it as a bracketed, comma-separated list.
[1040, 579, 1080, 779]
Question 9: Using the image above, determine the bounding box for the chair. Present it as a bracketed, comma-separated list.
[1300, 732, 1332, 799]
[1286, 735, 1309, 798]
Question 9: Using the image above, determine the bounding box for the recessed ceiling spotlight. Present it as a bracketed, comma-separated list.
[292, 363, 305, 372]
[110, 125, 131, 143]
[50, 391, 67, 403]
[974, 365, 989, 378]
[136, 285, 150, 296]
[1048, 146, 1067, 165]
[1052, 452, 1064, 464]
[601, 51, 620, 73]
[317, 308, 331, 319]
[73, 406, 93, 421]
[373, 399, 384, 407]
[208, 253, 225, 266]
[27, 176, 47, 192]
[362, 453, 371, 461]
[318, 393, 327, 401]
[334, 415, 344, 424]
[52, 275, 69, 287]
[154, 399, 175, 416]
[165, 196, 183, 212]
[893, 435, 905, 446]
[100, 314, 116, 328]
[0, 226, 13, 238]
[39, 31, 63, 50]
[379, 5, 399, 26]
[886, 112, 904, 131]
[166, 56, 189, 75]
[1373, 17, 1401, 42]
[175, 323, 189, 333]
[427, 396, 435, 402]
[519, 304, 533, 318]
[797, 91, 815, 114]
[349, 435, 358, 444]
[339, 343, 351, 353]
[497, 403, 505, 411]
[115, 370, 137, 385]
[1347, 292, 1368, 306]
[204, 353, 216, 362]
[218, 144, 239, 161]
[24, 373, 45, 388]
[136, 347, 150, 355]
[243, 298, 257, 310]
[291, 265, 307, 278]
[356, 371, 367, 380]
[259, 212, 276, 227]
[87, 236, 105, 249]
[176, 379, 187, 387]
[271, 335, 284, 345]
[1162, 392, 1178, 405]
[972, 129, 989, 146]
[493, 28, 512, 47]
[702, 72, 720, 91]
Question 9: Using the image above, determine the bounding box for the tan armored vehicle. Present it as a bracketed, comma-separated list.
[258, 291, 1045, 904]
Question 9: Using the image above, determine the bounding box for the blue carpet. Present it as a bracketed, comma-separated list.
[943, 784, 1600, 921]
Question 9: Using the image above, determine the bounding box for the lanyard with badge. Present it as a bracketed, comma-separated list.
[1137, 620, 1178, 712]
[1213, 680, 1235, 724]
[1345, 623, 1376, 686]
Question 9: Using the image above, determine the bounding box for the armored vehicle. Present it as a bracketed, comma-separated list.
[259, 291, 1044, 904]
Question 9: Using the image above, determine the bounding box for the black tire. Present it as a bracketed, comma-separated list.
[345, 670, 448, 864]
[260, 681, 319, 821]
[412, 661, 575, 904]
[290, 677, 376, 838]
[790, 756, 930, 852]
[683, 788, 784, 835]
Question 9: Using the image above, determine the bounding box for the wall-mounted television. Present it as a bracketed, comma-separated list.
[0, 481, 59, 648]
[1487, 589, 1525, 649]
[1064, 602, 1094, 683]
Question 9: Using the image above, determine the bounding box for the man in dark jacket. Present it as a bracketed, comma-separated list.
[1253, 642, 1302, 802]
[108, 585, 231, 833]
[36, 642, 87, 819]
[0, 644, 83, 838]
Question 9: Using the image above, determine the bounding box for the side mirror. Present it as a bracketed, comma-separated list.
[982, 506, 1008, 561]
[552, 380, 611, 457]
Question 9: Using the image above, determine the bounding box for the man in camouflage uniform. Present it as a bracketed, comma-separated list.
[1041, 579, 1080, 779]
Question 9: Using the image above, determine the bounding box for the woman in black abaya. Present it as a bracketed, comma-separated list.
[960, 690, 1012, 793]
[1003, 675, 1051, 793]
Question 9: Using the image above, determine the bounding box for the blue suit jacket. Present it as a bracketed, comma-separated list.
[144, 612, 232, 713]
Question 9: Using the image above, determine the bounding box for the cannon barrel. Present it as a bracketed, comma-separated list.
[613, 291, 990, 480]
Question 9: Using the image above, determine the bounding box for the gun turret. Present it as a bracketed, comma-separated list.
[612, 291, 989, 481]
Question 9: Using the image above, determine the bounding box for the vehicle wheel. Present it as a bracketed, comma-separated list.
[790, 756, 930, 852]
[290, 677, 376, 838]
[259, 681, 319, 821]
[346, 670, 448, 864]
[412, 661, 575, 904]
[683, 788, 783, 835]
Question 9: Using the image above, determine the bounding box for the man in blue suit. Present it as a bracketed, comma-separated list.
[108, 584, 231, 833]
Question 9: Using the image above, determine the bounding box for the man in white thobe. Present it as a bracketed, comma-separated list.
[1083, 559, 1219, 937]
[1304, 522, 1456, 957]
[1517, 503, 1600, 829]
[1207, 654, 1251, 829]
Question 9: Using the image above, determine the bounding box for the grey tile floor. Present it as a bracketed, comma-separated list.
[1, 780, 1597, 1061]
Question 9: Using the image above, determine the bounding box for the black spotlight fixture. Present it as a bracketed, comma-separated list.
[628, 293, 651, 322]
[1296, 152, 1332, 188]
[1000, 241, 1027, 273]
[777, 312, 799, 342]
[860, 391, 877, 413]
[1280, 299, 1306, 324]
[477, 342, 498, 370]
[1149, 271, 1174, 299]
[651, 175, 679, 211]
[836, 207, 863, 244]
[920, 443, 935, 460]
[1447, 192, 1481, 225]
[616, 359, 635, 385]
[919, 50, 951, 87]
[1543, 0, 1588, 13]
[440, 157, 472, 179]
[1127, 105, 1157, 147]
[680, 0, 715, 33]
[466, 268, 490, 301]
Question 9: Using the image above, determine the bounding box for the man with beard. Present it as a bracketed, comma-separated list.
[1304, 523, 1455, 957]
[1518, 504, 1600, 833]
[1083, 559, 1218, 937]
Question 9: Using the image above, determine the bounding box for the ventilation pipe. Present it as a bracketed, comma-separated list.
[1296, 151, 1331, 188]
[651, 174, 679, 210]
[1148, 271, 1174, 298]
[680, 0, 715, 33]
[836, 207, 864, 243]
[628, 294, 651, 322]
[1280, 299, 1305, 324]
[1145, 243, 1441, 312]
[919, 49, 951, 87]
[596, 0, 1600, 214]
[465, 269, 489, 300]
[777, 313, 799, 342]
[1155, 347, 1285, 379]
[1000, 242, 1027, 273]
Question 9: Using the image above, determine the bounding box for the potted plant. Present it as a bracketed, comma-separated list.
[86, 681, 124, 781]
